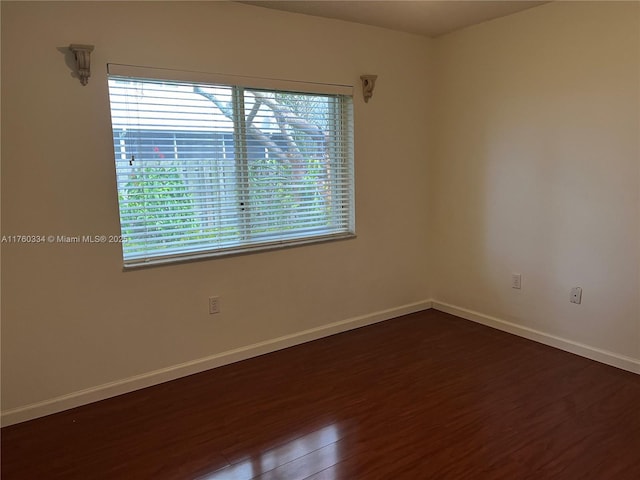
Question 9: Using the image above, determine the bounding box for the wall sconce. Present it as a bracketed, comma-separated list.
[360, 75, 377, 103]
[68, 44, 94, 86]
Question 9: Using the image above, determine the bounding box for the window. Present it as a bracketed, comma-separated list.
[107, 65, 354, 267]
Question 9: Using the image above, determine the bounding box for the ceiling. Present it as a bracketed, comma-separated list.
[240, 1, 547, 38]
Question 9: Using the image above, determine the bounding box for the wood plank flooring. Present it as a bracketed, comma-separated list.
[2, 309, 640, 479]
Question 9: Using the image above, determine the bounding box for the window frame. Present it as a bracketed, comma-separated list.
[107, 64, 356, 268]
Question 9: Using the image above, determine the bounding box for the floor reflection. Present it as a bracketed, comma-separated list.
[199, 423, 341, 480]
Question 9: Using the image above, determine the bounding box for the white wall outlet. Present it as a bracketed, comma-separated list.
[511, 273, 522, 289]
[208, 296, 220, 314]
[570, 287, 582, 304]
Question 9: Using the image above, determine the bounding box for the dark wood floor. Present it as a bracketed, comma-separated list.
[2, 309, 640, 479]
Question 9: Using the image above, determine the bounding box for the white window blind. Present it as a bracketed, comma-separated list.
[107, 65, 354, 267]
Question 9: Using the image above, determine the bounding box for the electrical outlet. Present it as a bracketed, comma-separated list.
[511, 274, 522, 289]
[570, 287, 582, 304]
[208, 296, 220, 314]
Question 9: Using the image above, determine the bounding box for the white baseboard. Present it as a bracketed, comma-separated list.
[1, 299, 433, 427]
[432, 301, 640, 375]
[5, 298, 637, 426]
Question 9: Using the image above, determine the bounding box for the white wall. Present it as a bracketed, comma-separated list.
[0, 1, 433, 422]
[3, 0, 639, 425]
[432, 1, 640, 363]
